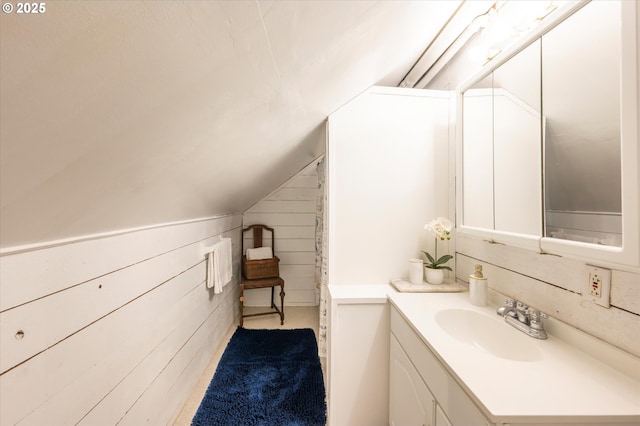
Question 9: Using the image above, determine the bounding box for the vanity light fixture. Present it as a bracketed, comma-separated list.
[470, 3, 497, 32]
[403, 0, 562, 88]
[471, 1, 561, 64]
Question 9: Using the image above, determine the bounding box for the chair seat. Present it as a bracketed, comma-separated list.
[239, 276, 285, 326]
[240, 276, 284, 290]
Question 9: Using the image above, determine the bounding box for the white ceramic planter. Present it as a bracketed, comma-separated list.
[425, 268, 444, 285]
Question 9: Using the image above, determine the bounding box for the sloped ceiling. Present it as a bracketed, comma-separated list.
[0, 1, 461, 249]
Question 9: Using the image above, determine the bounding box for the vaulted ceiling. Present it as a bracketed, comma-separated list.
[0, 1, 464, 249]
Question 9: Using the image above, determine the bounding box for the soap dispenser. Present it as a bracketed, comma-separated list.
[469, 264, 488, 306]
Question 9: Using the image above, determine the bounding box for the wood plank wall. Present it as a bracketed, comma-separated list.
[455, 233, 640, 357]
[0, 214, 242, 425]
[243, 160, 320, 306]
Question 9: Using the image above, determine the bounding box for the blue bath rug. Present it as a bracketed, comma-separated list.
[191, 327, 327, 426]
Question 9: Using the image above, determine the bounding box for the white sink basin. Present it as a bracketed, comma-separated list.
[435, 308, 543, 362]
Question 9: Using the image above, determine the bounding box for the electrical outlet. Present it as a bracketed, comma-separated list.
[589, 272, 602, 297]
[584, 265, 611, 308]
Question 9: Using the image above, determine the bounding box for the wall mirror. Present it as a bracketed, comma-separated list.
[542, 1, 621, 246]
[460, 38, 542, 250]
[462, 74, 493, 232]
[493, 39, 541, 238]
[457, 0, 639, 268]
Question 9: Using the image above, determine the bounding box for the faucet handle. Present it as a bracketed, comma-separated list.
[504, 298, 516, 307]
[528, 309, 548, 321]
[527, 309, 549, 331]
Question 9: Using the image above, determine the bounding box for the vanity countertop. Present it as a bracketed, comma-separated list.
[388, 291, 640, 424]
[328, 284, 391, 304]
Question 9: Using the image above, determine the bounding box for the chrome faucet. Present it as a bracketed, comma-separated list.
[496, 298, 517, 317]
[496, 298, 548, 339]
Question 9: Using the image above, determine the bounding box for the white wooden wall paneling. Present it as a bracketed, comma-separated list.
[455, 243, 640, 357]
[102, 264, 234, 425]
[456, 233, 640, 311]
[277, 252, 316, 264]
[267, 188, 318, 201]
[283, 174, 318, 188]
[0, 229, 241, 374]
[81, 274, 239, 426]
[87, 279, 236, 425]
[243, 237, 315, 253]
[0, 214, 240, 311]
[6, 254, 239, 426]
[90, 258, 238, 426]
[117, 288, 237, 426]
[248, 200, 316, 213]
[263, 225, 316, 239]
[456, 233, 584, 292]
[611, 270, 640, 313]
[2, 244, 204, 373]
[0, 215, 241, 426]
[164, 288, 238, 426]
[2, 261, 205, 425]
[287, 290, 316, 302]
[279, 264, 315, 277]
[13, 263, 211, 426]
[243, 213, 316, 226]
[240, 226, 315, 241]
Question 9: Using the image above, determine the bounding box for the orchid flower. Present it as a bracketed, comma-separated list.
[422, 217, 453, 270]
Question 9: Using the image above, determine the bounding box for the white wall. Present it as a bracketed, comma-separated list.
[243, 161, 320, 306]
[0, 214, 241, 425]
[327, 87, 452, 285]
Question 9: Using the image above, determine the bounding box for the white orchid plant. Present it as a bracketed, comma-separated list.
[422, 217, 453, 270]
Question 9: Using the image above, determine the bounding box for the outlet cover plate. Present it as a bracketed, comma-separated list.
[584, 265, 611, 308]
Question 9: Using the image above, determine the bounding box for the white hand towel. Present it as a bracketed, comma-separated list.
[246, 246, 273, 260]
[206, 238, 233, 294]
[207, 250, 214, 289]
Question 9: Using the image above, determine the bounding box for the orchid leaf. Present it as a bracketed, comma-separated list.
[434, 265, 453, 271]
[421, 251, 436, 265]
[434, 254, 453, 265]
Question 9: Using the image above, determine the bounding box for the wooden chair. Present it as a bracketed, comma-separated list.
[239, 224, 285, 326]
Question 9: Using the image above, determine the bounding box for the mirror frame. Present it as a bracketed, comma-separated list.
[456, 0, 640, 269]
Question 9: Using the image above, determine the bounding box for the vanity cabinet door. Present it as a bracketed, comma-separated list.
[391, 307, 492, 426]
[390, 335, 435, 426]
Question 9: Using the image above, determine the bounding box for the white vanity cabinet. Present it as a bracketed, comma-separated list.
[327, 285, 391, 425]
[390, 335, 447, 426]
[389, 292, 640, 425]
[390, 306, 489, 426]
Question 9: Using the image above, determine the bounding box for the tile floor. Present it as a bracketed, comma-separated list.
[173, 306, 322, 425]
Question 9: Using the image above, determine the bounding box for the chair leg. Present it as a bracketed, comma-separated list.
[270, 286, 275, 310]
[239, 287, 244, 327]
[279, 284, 285, 325]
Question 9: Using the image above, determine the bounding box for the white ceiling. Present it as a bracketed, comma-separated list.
[0, 0, 462, 249]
